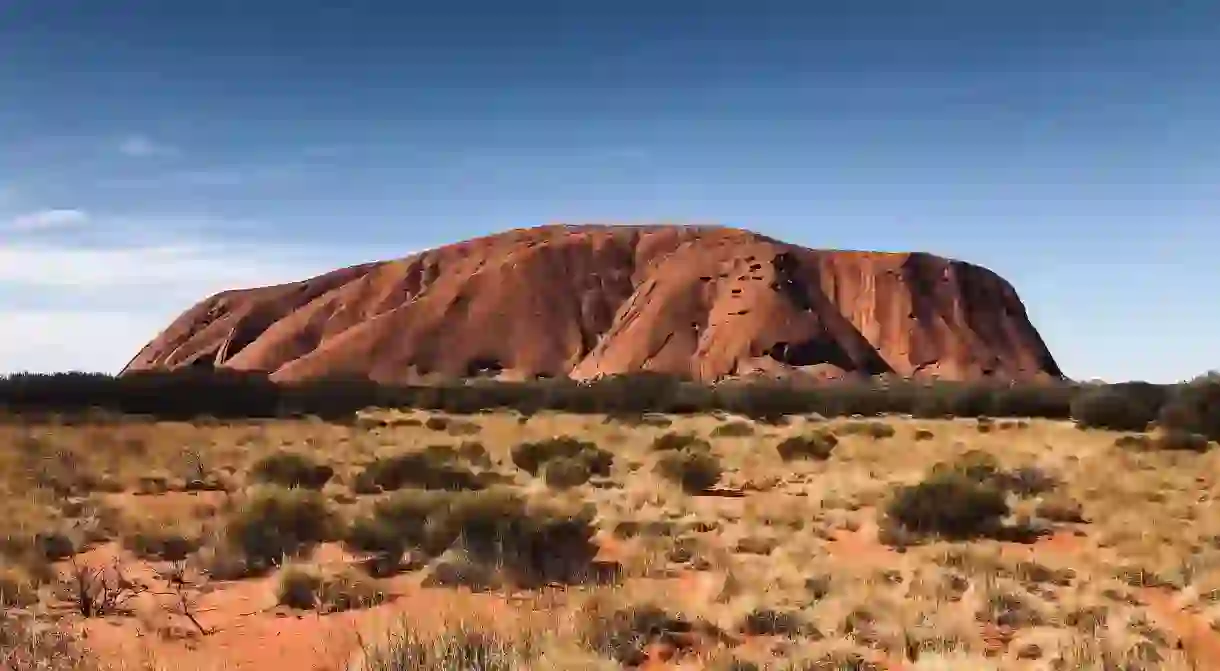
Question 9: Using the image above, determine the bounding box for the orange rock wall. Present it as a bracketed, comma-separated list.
[121, 225, 1062, 383]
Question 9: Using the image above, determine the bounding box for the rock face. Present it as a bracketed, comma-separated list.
[121, 225, 1063, 383]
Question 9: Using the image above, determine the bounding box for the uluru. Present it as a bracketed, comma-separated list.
[121, 224, 1063, 384]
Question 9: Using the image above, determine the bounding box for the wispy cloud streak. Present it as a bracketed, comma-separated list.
[118, 134, 179, 158]
[9, 208, 90, 231]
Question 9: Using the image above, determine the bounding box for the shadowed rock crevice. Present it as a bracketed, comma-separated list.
[762, 250, 895, 377]
[122, 224, 1061, 383]
[769, 251, 814, 312]
[763, 339, 853, 370]
[187, 355, 217, 370]
[900, 253, 952, 373]
[216, 307, 282, 365]
[464, 357, 504, 377]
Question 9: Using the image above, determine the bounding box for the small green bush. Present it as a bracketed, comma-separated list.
[456, 441, 492, 467]
[423, 416, 450, 431]
[349, 489, 599, 586]
[220, 486, 341, 573]
[355, 450, 488, 492]
[276, 564, 387, 613]
[578, 603, 713, 666]
[345, 490, 448, 559]
[934, 449, 1001, 484]
[929, 451, 1056, 498]
[276, 564, 321, 609]
[509, 436, 612, 477]
[34, 531, 77, 561]
[737, 608, 813, 637]
[121, 524, 202, 562]
[542, 457, 592, 489]
[578, 603, 680, 665]
[654, 450, 723, 494]
[775, 431, 839, 461]
[431, 490, 600, 585]
[884, 472, 1009, 539]
[1036, 493, 1086, 523]
[838, 421, 896, 439]
[649, 432, 711, 453]
[318, 570, 388, 612]
[248, 451, 334, 490]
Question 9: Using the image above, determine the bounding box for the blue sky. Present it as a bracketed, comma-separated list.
[1, 1, 1217, 381]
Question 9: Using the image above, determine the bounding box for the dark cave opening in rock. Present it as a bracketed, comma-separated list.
[187, 355, 216, 370]
[764, 339, 856, 371]
[465, 357, 504, 377]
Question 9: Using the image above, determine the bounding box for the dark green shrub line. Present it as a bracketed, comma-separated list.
[1070, 382, 1170, 433]
[2, 370, 1216, 430]
[1159, 381, 1220, 442]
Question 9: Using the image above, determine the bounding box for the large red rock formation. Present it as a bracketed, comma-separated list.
[121, 225, 1062, 383]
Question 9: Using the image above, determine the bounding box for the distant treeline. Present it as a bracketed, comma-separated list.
[0, 369, 1216, 439]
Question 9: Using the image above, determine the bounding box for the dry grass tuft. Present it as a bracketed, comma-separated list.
[275, 562, 388, 613]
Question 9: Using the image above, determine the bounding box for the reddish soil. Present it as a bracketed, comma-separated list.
[1139, 588, 1220, 666]
[70, 524, 1220, 670]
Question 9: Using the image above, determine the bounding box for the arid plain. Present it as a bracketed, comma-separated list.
[3, 402, 1220, 670]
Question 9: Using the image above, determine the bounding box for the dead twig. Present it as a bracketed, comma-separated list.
[150, 561, 213, 636]
[59, 557, 145, 617]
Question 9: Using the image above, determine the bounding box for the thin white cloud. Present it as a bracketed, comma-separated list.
[0, 229, 385, 374]
[0, 310, 170, 375]
[0, 239, 307, 375]
[9, 208, 90, 231]
[0, 241, 328, 291]
[118, 134, 179, 158]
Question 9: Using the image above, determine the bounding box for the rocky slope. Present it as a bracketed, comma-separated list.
[121, 225, 1063, 383]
